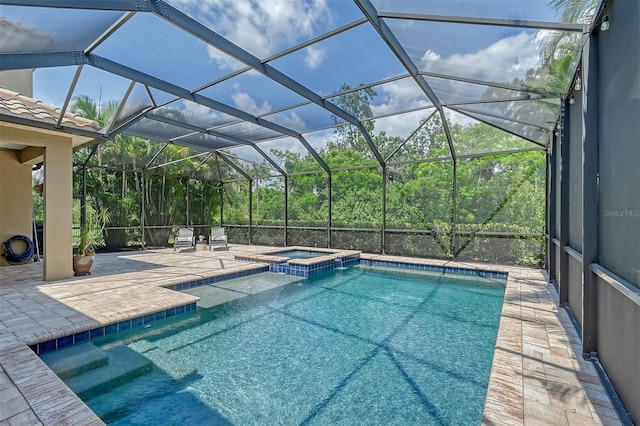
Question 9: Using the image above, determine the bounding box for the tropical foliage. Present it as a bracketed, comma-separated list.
[68, 82, 546, 265]
[74, 205, 110, 256]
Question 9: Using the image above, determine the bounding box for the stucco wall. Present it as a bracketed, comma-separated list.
[42, 141, 73, 281]
[0, 124, 76, 280]
[0, 70, 33, 97]
[0, 150, 33, 266]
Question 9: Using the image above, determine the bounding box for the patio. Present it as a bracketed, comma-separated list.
[0, 247, 622, 425]
[0, 0, 638, 423]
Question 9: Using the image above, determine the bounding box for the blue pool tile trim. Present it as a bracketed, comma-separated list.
[33, 267, 268, 355]
[57, 335, 73, 349]
[32, 260, 503, 355]
[358, 258, 508, 279]
[31, 302, 197, 355]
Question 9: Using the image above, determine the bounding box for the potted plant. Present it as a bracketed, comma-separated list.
[73, 206, 109, 276]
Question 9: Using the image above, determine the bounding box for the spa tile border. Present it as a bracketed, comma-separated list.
[269, 254, 359, 276]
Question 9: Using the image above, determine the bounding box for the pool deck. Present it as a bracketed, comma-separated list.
[0, 245, 623, 425]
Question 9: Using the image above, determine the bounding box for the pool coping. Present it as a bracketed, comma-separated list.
[0, 247, 622, 425]
[29, 254, 509, 356]
[29, 264, 269, 355]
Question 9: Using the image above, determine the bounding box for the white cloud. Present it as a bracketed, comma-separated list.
[176, 100, 226, 126]
[370, 79, 431, 116]
[232, 92, 273, 115]
[422, 50, 441, 63]
[224, 145, 266, 165]
[174, 0, 331, 69]
[206, 46, 245, 71]
[304, 46, 326, 69]
[272, 112, 307, 130]
[305, 129, 336, 154]
[416, 30, 549, 110]
[420, 31, 542, 84]
[257, 136, 313, 162]
[230, 91, 307, 131]
[368, 79, 433, 137]
[445, 109, 476, 127]
[372, 110, 433, 138]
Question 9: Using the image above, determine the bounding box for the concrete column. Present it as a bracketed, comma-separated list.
[43, 139, 73, 281]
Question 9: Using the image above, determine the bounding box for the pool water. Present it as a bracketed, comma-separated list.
[42, 265, 506, 425]
[271, 249, 331, 259]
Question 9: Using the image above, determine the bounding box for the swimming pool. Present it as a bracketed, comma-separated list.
[42, 265, 505, 425]
[271, 249, 332, 259]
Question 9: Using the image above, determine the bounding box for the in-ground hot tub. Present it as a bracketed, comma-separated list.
[234, 247, 361, 277]
[269, 249, 332, 259]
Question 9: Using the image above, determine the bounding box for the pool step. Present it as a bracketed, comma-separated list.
[83, 349, 203, 423]
[64, 345, 154, 399]
[41, 342, 109, 379]
[89, 371, 214, 425]
[127, 340, 200, 380]
[182, 272, 305, 308]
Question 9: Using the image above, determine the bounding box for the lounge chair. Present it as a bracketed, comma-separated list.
[173, 227, 196, 252]
[208, 227, 228, 251]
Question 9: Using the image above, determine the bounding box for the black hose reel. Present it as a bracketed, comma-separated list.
[2, 235, 35, 264]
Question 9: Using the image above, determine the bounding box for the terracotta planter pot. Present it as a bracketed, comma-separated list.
[73, 254, 95, 276]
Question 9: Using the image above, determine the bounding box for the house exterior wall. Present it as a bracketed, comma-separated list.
[0, 70, 33, 97]
[42, 140, 73, 281]
[0, 124, 74, 280]
[0, 149, 33, 266]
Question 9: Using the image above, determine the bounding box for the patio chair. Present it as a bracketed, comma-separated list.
[208, 227, 228, 251]
[173, 227, 196, 253]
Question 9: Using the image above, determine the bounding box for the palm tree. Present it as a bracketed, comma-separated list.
[549, 0, 597, 24]
[70, 94, 119, 128]
[540, 0, 597, 67]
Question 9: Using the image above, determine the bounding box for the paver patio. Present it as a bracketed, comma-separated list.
[0, 246, 623, 425]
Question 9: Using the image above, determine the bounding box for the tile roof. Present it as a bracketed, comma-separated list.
[0, 88, 101, 132]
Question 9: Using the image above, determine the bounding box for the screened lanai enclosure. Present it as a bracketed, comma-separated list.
[70, 116, 548, 265]
[2, 0, 583, 266]
[1, 0, 639, 422]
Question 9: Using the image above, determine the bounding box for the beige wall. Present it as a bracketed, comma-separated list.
[42, 140, 73, 281]
[0, 150, 33, 266]
[0, 123, 79, 280]
[0, 69, 34, 97]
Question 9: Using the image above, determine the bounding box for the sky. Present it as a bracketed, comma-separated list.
[0, 0, 578, 162]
